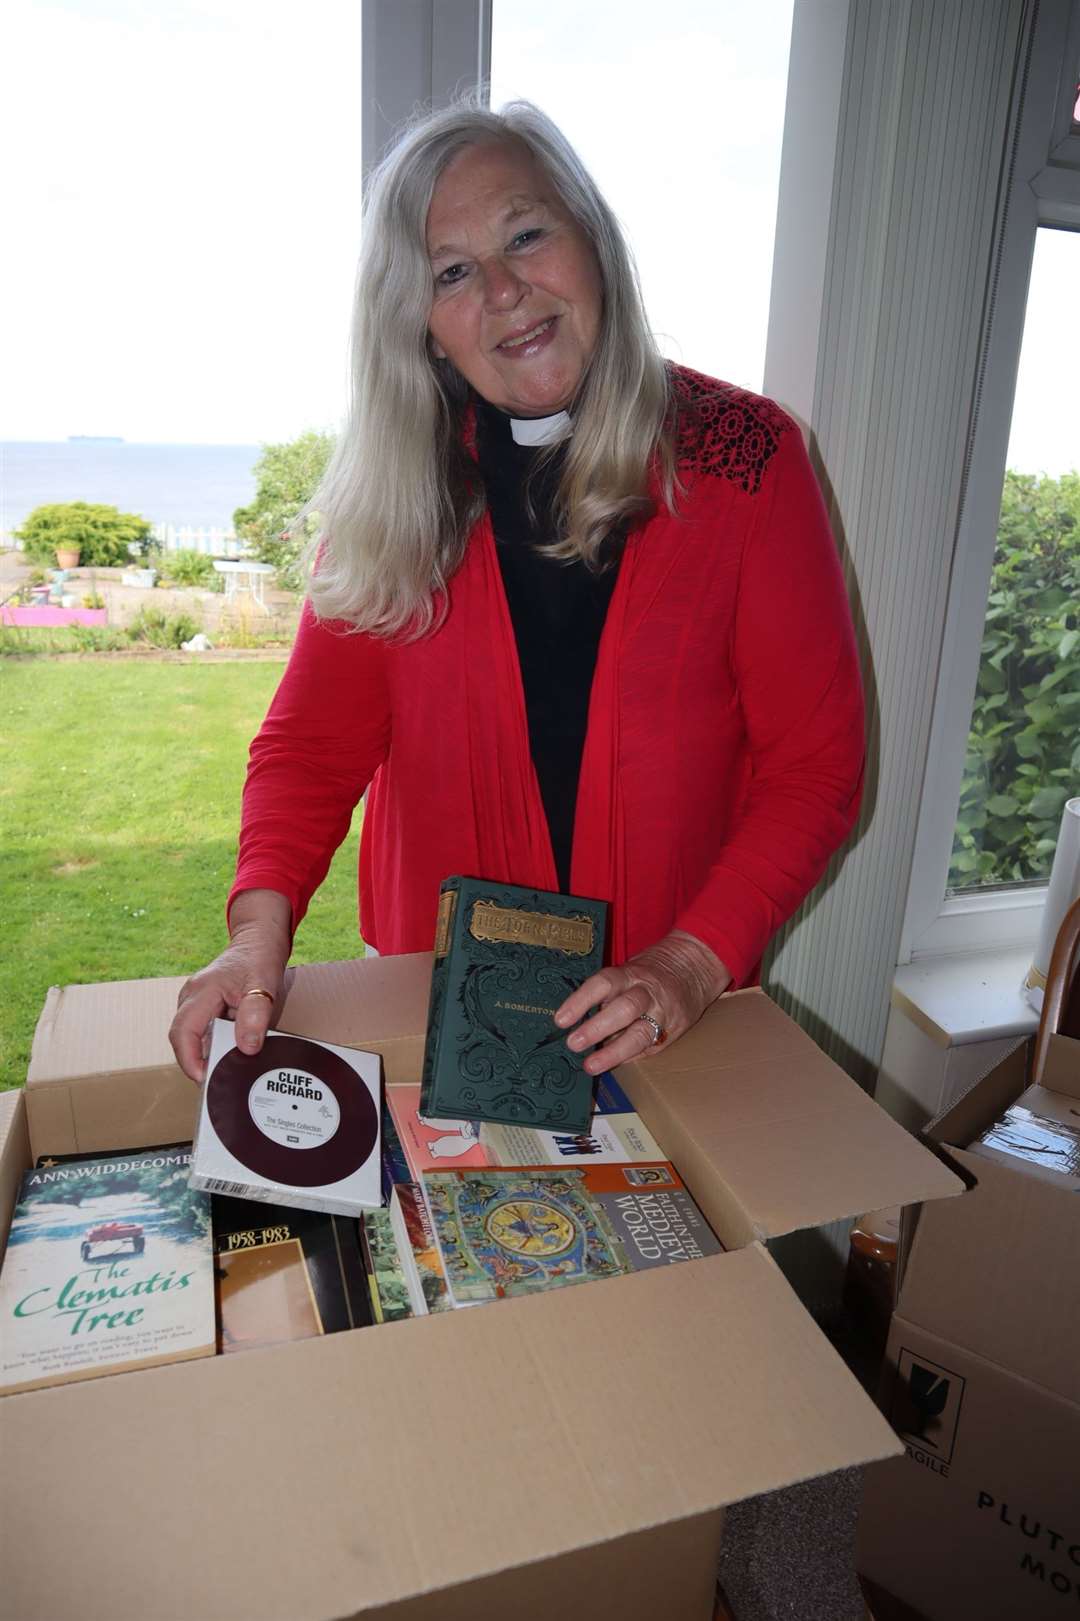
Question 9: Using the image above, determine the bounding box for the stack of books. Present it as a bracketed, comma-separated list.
[0, 1076, 722, 1392]
[360, 1075, 722, 1319]
[0, 1145, 376, 1396]
[1, 880, 723, 1390]
[353, 877, 722, 1320]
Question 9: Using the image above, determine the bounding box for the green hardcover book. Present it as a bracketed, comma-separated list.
[419, 876, 608, 1134]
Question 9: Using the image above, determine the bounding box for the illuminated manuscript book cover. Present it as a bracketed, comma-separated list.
[423, 1162, 722, 1306]
[0, 1146, 215, 1396]
[419, 876, 608, 1134]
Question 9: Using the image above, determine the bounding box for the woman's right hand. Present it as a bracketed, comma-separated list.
[169, 889, 293, 1083]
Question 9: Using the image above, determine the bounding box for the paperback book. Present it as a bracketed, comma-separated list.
[213, 1195, 373, 1354]
[420, 875, 607, 1134]
[387, 1076, 665, 1178]
[388, 1182, 453, 1315]
[0, 1146, 215, 1396]
[379, 1107, 453, 1316]
[423, 1162, 722, 1306]
[380, 1103, 413, 1204]
[361, 1208, 414, 1324]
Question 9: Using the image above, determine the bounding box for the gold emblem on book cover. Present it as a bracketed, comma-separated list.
[468, 901, 594, 955]
[484, 1199, 576, 1257]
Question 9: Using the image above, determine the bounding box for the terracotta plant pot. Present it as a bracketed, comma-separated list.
[55, 546, 81, 569]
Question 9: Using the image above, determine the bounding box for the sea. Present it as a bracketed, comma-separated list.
[0, 441, 261, 540]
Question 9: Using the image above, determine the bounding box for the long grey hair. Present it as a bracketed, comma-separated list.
[305, 100, 675, 636]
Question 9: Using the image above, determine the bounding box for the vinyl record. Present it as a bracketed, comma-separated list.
[206, 1035, 378, 1188]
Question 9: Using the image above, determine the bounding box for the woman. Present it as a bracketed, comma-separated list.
[170, 101, 864, 1084]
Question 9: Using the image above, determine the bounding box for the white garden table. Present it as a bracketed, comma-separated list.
[212, 559, 276, 612]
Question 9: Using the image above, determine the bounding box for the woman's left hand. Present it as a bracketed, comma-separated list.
[554, 930, 732, 1075]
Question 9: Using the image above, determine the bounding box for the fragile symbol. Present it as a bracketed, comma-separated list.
[905, 1363, 950, 1444]
[891, 1348, 966, 1466]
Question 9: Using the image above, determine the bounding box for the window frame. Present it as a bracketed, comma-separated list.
[899, 0, 1080, 963]
[361, 0, 492, 183]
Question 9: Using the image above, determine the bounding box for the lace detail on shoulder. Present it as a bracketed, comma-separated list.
[670, 364, 793, 495]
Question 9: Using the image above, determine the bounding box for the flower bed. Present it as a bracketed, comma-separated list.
[1, 606, 108, 627]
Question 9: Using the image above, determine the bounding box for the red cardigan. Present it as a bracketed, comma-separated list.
[231, 368, 865, 985]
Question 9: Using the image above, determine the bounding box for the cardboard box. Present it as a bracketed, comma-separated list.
[965, 1073, 1080, 1190]
[858, 1033, 1080, 1620]
[1, 956, 960, 1621]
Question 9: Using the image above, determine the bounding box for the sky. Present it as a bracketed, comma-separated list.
[491, 0, 794, 402]
[0, 0, 1073, 476]
[1, 0, 364, 445]
[1, 0, 792, 446]
[1008, 227, 1078, 479]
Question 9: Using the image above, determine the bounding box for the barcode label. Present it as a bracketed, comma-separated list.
[201, 1178, 250, 1196]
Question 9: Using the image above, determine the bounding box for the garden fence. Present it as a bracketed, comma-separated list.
[151, 524, 250, 559]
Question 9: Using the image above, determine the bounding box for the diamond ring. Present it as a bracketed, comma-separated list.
[637, 1013, 666, 1046]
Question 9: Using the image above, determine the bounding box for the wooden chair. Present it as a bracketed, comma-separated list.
[1033, 893, 1080, 1084]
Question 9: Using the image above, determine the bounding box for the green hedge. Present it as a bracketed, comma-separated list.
[949, 470, 1080, 889]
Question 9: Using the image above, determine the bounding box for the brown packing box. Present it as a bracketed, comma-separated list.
[858, 1033, 1080, 1621]
[1, 956, 960, 1621]
[966, 1063, 1080, 1189]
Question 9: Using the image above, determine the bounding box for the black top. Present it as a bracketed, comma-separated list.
[474, 400, 620, 892]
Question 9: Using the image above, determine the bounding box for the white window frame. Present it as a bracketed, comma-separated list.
[361, 0, 491, 182]
[899, 0, 1080, 963]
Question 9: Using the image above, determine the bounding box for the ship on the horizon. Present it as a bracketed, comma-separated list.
[67, 435, 124, 443]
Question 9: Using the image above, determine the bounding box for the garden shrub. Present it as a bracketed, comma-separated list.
[950, 470, 1080, 888]
[233, 430, 335, 591]
[69, 624, 127, 652]
[126, 607, 200, 649]
[161, 549, 220, 589]
[16, 502, 153, 568]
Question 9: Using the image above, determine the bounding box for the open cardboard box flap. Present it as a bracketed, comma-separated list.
[25, 957, 962, 1253]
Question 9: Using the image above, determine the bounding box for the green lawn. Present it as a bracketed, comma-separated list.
[0, 658, 366, 1089]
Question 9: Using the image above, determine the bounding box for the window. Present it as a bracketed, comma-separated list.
[490, 0, 794, 391]
[900, 0, 1080, 960]
[948, 227, 1080, 894]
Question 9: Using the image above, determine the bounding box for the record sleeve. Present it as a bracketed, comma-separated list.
[191, 1021, 382, 1217]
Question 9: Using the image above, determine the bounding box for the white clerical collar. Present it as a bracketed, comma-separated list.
[509, 410, 573, 446]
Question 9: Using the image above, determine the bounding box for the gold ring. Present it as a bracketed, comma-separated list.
[241, 987, 275, 1003]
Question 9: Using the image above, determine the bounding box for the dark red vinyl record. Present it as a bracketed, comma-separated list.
[206, 1034, 378, 1187]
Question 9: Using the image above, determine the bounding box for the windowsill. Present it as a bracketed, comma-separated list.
[892, 946, 1038, 1048]
[903, 885, 1047, 960]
